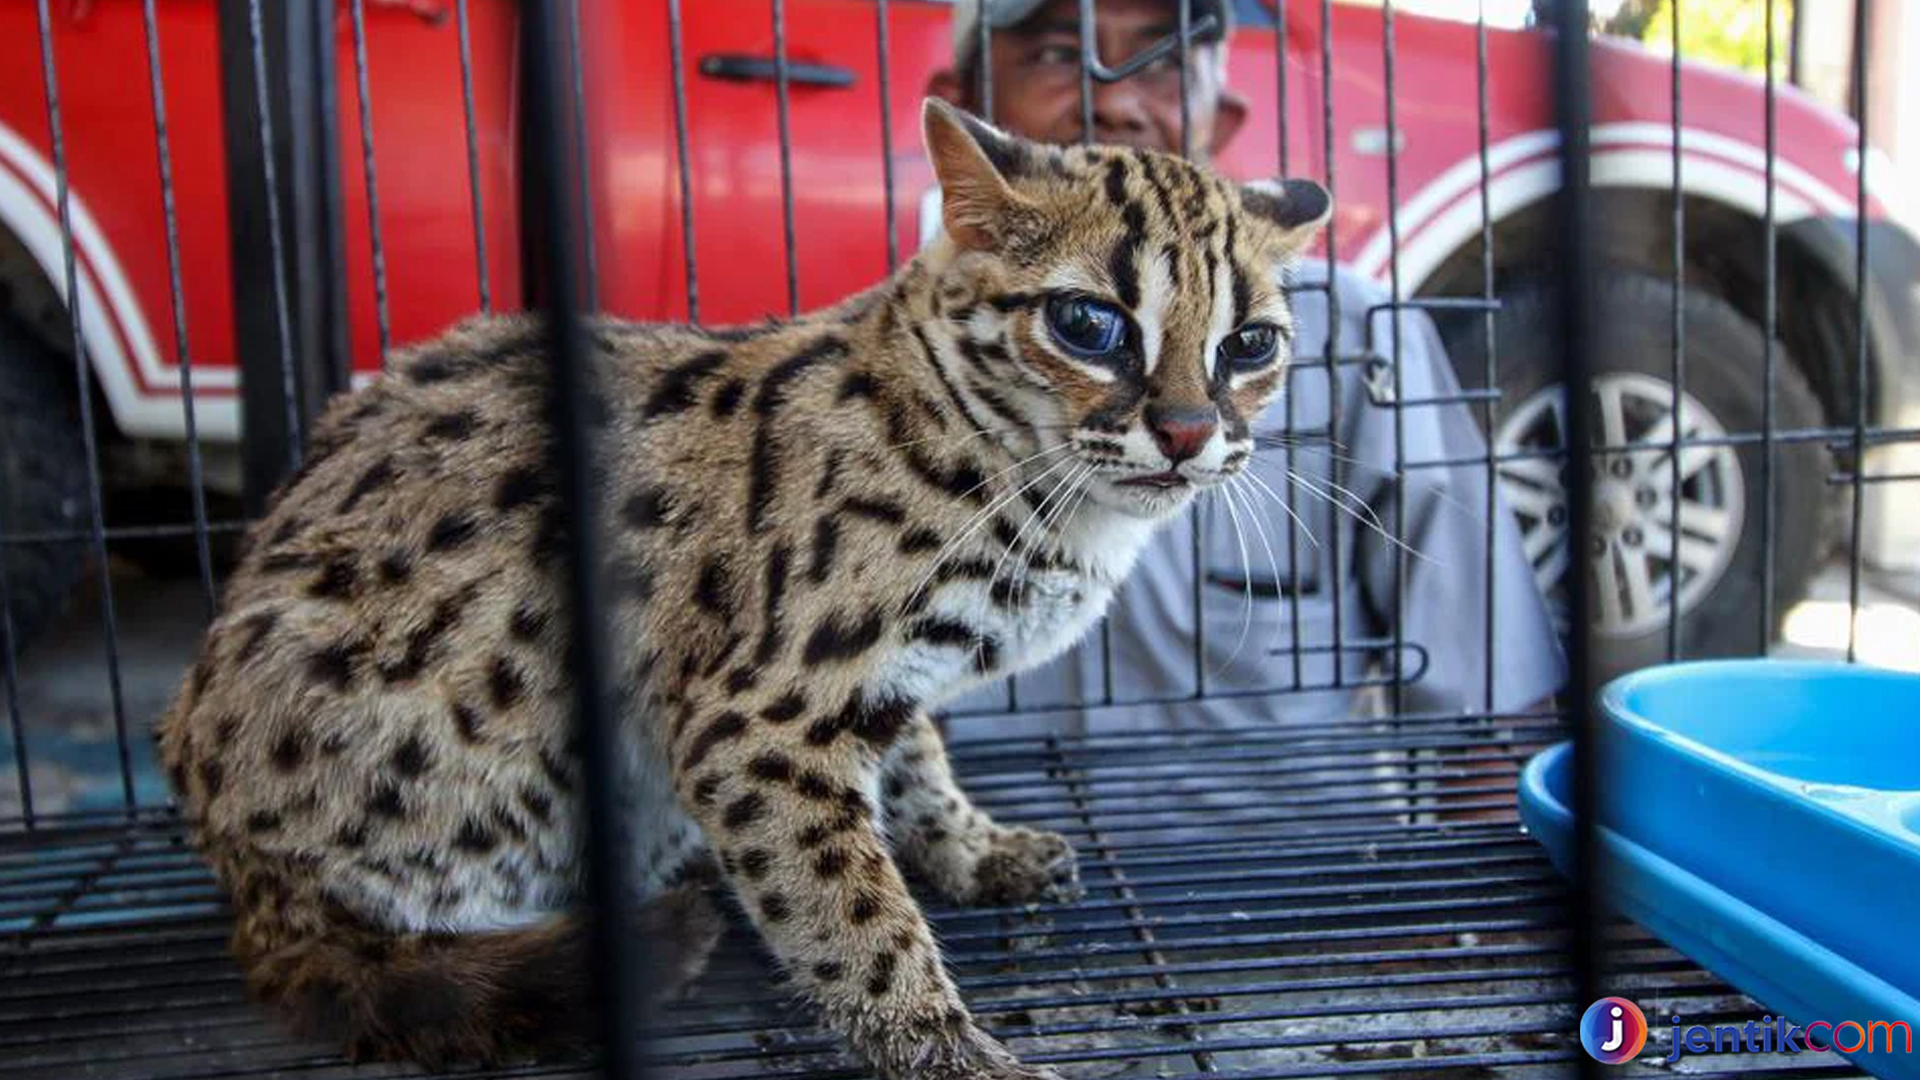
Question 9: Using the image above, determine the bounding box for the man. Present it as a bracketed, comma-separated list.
[923, 0, 1565, 754]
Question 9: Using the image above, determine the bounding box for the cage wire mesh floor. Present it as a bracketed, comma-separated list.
[0, 713, 1868, 1080]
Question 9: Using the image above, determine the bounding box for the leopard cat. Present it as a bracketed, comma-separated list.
[154, 99, 1330, 1079]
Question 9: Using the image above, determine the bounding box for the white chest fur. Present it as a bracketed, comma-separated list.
[891, 503, 1163, 709]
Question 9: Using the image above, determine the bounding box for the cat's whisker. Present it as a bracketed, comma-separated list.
[1227, 474, 1289, 652]
[1210, 485, 1257, 674]
[1026, 464, 1093, 578]
[1012, 467, 1096, 628]
[1257, 439, 1484, 522]
[948, 440, 1076, 507]
[1283, 467, 1436, 566]
[990, 461, 1089, 609]
[903, 454, 1079, 616]
[1239, 469, 1320, 551]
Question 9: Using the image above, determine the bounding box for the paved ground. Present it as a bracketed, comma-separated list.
[4, 556, 1916, 820]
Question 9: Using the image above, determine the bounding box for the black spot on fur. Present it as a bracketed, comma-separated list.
[849, 893, 882, 924]
[694, 556, 733, 615]
[235, 611, 278, 664]
[806, 688, 915, 748]
[796, 823, 832, 849]
[306, 639, 367, 691]
[377, 552, 412, 584]
[423, 409, 479, 441]
[270, 730, 308, 773]
[754, 544, 791, 666]
[737, 847, 772, 880]
[488, 656, 526, 709]
[494, 467, 548, 512]
[802, 609, 887, 666]
[307, 557, 359, 601]
[451, 702, 485, 743]
[746, 337, 850, 534]
[813, 961, 844, 982]
[380, 593, 467, 684]
[808, 517, 839, 584]
[197, 759, 225, 798]
[813, 848, 849, 878]
[898, 528, 942, 555]
[761, 692, 806, 723]
[1108, 202, 1148, 310]
[407, 350, 471, 384]
[747, 752, 794, 784]
[372, 772, 410, 814]
[725, 667, 758, 695]
[682, 711, 749, 772]
[1103, 157, 1130, 207]
[837, 371, 879, 401]
[841, 497, 905, 525]
[334, 821, 369, 849]
[746, 427, 783, 536]
[427, 511, 479, 552]
[246, 810, 282, 833]
[539, 747, 576, 793]
[722, 791, 766, 831]
[454, 817, 499, 854]
[794, 770, 837, 801]
[268, 515, 305, 546]
[620, 487, 671, 530]
[339, 456, 396, 513]
[644, 350, 729, 419]
[815, 450, 844, 501]
[756, 337, 849, 417]
[519, 785, 554, 823]
[389, 734, 432, 778]
[710, 378, 746, 418]
[691, 773, 722, 807]
[509, 605, 550, 642]
[866, 951, 896, 996]
[759, 892, 791, 923]
[908, 617, 999, 673]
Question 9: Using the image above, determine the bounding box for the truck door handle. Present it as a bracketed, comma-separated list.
[697, 54, 856, 88]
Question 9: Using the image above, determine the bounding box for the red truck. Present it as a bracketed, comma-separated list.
[3, 0, 1917, 675]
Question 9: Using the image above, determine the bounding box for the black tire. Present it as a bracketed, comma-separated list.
[1443, 272, 1828, 681]
[0, 320, 90, 658]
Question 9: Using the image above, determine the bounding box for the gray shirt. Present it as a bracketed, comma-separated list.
[916, 194, 1565, 742]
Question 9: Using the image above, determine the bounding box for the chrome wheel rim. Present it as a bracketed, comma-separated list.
[1494, 373, 1745, 639]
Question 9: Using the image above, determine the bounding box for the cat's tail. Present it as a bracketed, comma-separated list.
[235, 883, 724, 1068]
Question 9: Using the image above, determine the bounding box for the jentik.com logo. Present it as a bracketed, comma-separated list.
[1579, 998, 1916, 1064]
[1581, 997, 1648, 1063]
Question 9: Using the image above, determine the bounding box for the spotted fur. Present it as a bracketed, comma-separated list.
[153, 100, 1328, 1078]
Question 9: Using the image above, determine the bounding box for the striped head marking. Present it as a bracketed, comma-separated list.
[919, 99, 1331, 521]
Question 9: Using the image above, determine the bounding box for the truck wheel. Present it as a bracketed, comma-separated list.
[1444, 273, 1828, 681]
[0, 320, 90, 657]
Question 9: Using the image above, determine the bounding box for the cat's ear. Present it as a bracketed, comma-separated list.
[922, 98, 1034, 250]
[1240, 178, 1332, 256]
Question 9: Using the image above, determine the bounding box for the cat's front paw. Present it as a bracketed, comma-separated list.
[970, 826, 1080, 906]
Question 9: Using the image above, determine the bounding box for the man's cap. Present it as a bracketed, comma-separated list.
[951, 0, 1235, 70]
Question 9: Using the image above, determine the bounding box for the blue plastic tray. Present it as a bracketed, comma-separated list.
[1518, 660, 1920, 1078]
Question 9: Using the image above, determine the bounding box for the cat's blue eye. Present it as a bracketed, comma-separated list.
[1044, 295, 1127, 360]
[1217, 324, 1279, 373]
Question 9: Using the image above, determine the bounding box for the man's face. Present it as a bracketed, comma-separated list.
[930, 0, 1246, 160]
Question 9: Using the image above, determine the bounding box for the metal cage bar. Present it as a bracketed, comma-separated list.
[518, 1, 647, 1076]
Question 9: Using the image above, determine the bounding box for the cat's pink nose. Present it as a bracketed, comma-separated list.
[1146, 406, 1217, 464]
